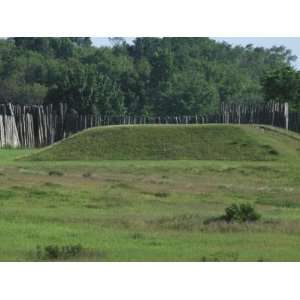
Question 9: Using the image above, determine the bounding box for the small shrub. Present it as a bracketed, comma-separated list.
[43, 182, 62, 188]
[201, 256, 220, 262]
[241, 143, 249, 147]
[85, 203, 100, 209]
[82, 172, 92, 178]
[257, 257, 264, 262]
[48, 170, 64, 176]
[36, 244, 83, 260]
[47, 204, 57, 209]
[269, 149, 279, 155]
[201, 251, 239, 262]
[154, 192, 169, 198]
[131, 232, 145, 240]
[224, 203, 261, 222]
[260, 144, 272, 149]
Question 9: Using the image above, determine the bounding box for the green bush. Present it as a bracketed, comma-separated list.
[224, 203, 261, 222]
[48, 170, 64, 176]
[82, 172, 92, 178]
[154, 192, 169, 198]
[36, 244, 83, 260]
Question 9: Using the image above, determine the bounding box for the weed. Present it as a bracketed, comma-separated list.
[257, 257, 264, 262]
[260, 144, 273, 150]
[201, 256, 219, 262]
[48, 170, 64, 176]
[85, 203, 100, 209]
[110, 182, 132, 189]
[131, 232, 145, 240]
[36, 244, 84, 260]
[269, 149, 279, 155]
[205, 203, 261, 224]
[154, 192, 169, 198]
[43, 182, 62, 188]
[82, 172, 92, 178]
[223, 203, 261, 222]
[201, 251, 239, 262]
[47, 204, 57, 209]
[146, 240, 161, 246]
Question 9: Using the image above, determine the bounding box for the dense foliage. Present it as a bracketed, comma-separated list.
[0, 37, 298, 115]
[223, 203, 261, 222]
[261, 66, 300, 110]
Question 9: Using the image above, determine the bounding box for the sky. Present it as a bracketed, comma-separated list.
[91, 37, 300, 69]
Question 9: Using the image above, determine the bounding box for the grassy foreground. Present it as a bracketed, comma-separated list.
[23, 124, 300, 161]
[2, 141, 300, 261]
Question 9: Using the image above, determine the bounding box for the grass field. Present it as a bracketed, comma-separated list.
[2, 125, 300, 261]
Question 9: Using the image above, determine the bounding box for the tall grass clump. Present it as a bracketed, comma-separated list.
[36, 244, 83, 260]
[223, 203, 261, 222]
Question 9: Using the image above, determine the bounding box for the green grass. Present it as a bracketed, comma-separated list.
[2, 124, 300, 261]
[22, 124, 300, 161]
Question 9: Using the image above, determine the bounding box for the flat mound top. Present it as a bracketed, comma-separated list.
[23, 124, 300, 161]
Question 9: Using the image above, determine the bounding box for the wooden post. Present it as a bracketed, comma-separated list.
[284, 102, 289, 130]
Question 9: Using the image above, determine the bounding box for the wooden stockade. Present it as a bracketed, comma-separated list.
[0, 102, 290, 148]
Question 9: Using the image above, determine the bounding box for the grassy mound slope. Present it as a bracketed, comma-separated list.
[23, 124, 300, 161]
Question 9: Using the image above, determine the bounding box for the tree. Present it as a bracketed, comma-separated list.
[10, 38, 52, 54]
[261, 66, 300, 108]
[150, 47, 174, 86]
[50, 38, 74, 58]
[70, 37, 92, 47]
[46, 61, 125, 114]
[153, 71, 219, 115]
[0, 37, 298, 115]
[95, 74, 125, 114]
[0, 78, 47, 104]
[109, 37, 126, 47]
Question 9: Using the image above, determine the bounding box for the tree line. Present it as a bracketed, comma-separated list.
[0, 37, 299, 116]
